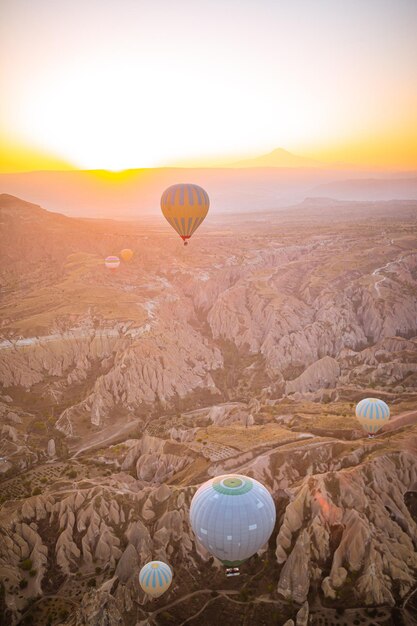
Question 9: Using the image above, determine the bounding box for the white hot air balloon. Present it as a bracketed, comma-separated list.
[189, 474, 276, 570]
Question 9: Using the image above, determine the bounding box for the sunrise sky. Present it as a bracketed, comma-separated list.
[1, 0, 416, 172]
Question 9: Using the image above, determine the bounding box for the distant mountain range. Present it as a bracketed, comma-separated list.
[0, 159, 416, 219]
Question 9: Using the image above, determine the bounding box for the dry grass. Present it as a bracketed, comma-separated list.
[296, 412, 358, 430]
[273, 399, 355, 416]
[199, 423, 292, 452]
[1, 252, 148, 334]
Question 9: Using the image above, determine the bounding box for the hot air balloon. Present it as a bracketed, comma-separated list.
[139, 561, 172, 598]
[161, 183, 209, 245]
[189, 474, 276, 570]
[355, 398, 390, 436]
[104, 255, 120, 270]
[120, 248, 133, 262]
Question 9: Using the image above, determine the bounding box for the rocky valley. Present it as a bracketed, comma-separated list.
[1, 193, 417, 626]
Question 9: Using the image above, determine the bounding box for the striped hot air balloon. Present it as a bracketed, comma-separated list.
[139, 561, 172, 598]
[161, 183, 209, 245]
[104, 255, 120, 270]
[355, 398, 390, 435]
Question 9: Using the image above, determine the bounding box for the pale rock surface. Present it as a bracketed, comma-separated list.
[115, 544, 139, 583]
[120, 434, 195, 484]
[124, 521, 152, 562]
[47, 438, 56, 457]
[1, 424, 18, 443]
[56, 319, 222, 434]
[277, 529, 311, 603]
[168, 426, 197, 442]
[296, 601, 309, 626]
[7, 411, 22, 424]
[275, 450, 417, 606]
[0, 332, 120, 389]
[205, 251, 417, 380]
[286, 356, 340, 395]
[75, 588, 124, 626]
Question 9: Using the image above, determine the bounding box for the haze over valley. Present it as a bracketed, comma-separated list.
[0, 150, 416, 219]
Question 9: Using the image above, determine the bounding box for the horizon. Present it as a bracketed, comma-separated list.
[2, 145, 417, 177]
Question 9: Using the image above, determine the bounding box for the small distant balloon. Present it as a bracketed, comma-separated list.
[104, 255, 120, 270]
[120, 248, 134, 262]
[161, 183, 209, 245]
[139, 561, 172, 598]
[355, 398, 390, 435]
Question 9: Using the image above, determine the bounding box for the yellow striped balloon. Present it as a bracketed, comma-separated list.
[355, 398, 390, 435]
[139, 561, 172, 598]
[161, 183, 209, 245]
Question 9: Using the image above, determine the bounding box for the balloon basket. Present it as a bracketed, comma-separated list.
[225, 567, 240, 577]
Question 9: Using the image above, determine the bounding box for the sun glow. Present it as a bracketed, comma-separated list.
[1, 0, 417, 172]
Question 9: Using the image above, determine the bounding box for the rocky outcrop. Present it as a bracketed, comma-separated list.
[207, 402, 250, 427]
[286, 356, 340, 395]
[120, 434, 195, 483]
[207, 249, 417, 379]
[339, 336, 417, 388]
[75, 587, 124, 626]
[56, 317, 222, 435]
[277, 529, 311, 603]
[115, 544, 139, 583]
[47, 439, 56, 457]
[274, 450, 417, 606]
[0, 473, 197, 622]
[0, 331, 121, 389]
[296, 601, 309, 626]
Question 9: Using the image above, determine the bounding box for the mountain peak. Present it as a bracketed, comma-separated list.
[232, 148, 322, 168]
[269, 147, 294, 156]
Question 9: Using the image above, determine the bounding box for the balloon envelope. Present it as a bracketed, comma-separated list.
[189, 474, 276, 566]
[104, 255, 120, 270]
[161, 183, 209, 244]
[120, 248, 133, 262]
[139, 561, 172, 598]
[355, 398, 390, 434]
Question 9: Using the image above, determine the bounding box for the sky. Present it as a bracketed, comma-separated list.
[1, 0, 416, 172]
